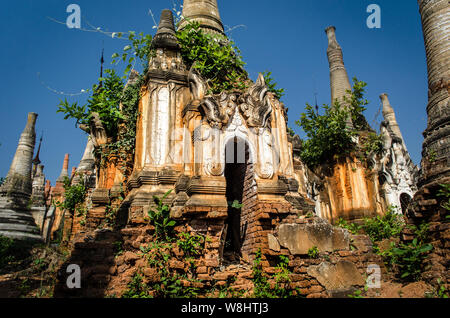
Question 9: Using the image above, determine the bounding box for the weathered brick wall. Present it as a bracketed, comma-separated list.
[53, 218, 384, 298]
[240, 163, 258, 259]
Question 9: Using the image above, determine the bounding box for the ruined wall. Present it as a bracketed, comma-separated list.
[293, 157, 385, 224]
[409, 0, 450, 287]
[53, 215, 384, 298]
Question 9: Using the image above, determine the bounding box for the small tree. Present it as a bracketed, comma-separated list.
[296, 101, 354, 168]
[148, 190, 176, 241]
[57, 69, 125, 138]
[296, 78, 373, 168]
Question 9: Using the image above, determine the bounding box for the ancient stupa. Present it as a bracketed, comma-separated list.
[0, 113, 42, 242]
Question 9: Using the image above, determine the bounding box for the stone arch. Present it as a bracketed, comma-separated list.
[399, 192, 412, 215]
[223, 136, 256, 262]
[222, 131, 256, 165]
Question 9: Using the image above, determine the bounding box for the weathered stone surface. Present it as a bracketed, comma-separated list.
[56, 154, 69, 183]
[307, 260, 365, 291]
[351, 235, 373, 253]
[0, 113, 43, 242]
[325, 26, 353, 128]
[278, 218, 349, 255]
[179, 0, 224, 34]
[267, 233, 280, 252]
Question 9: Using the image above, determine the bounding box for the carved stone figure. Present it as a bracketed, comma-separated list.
[238, 73, 273, 128]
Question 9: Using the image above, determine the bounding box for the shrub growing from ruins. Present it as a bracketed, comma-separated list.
[382, 237, 433, 282]
[252, 249, 300, 298]
[176, 20, 248, 93]
[359, 132, 384, 159]
[336, 218, 362, 235]
[343, 79, 370, 131]
[425, 279, 449, 298]
[296, 79, 373, 168]
[307, 246, 320, 259]
[0, 235, 15, 268]
[0, 177, 5, 186]
[122, 272, 151, 298]
[297, 101, 355, 168]
[362, 206, 404, 243]
[136, 241, 203, 298]
[262, 71, 285, 100]
[381, 222, 433, 282]
[176, 232, 205, 258]
[147, 190, 176, 241]
[55, 177, 87, 215]
[57, 69, 125, 138]
[437, 183, 450, 212]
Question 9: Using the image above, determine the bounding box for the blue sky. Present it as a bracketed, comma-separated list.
[0, 0, 428, 184]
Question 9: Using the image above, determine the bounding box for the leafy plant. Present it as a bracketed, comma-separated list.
[113, 241, 124, 256]
[336, 218, 362, 235]
[359, 132, 383, 159]
[381, 238, 433, 281]
[252, 250, 300, 298]
[138, 241, 203, 298]
[296, 79, 371, 168]
[262, 71, 285, 100]
[362, 206, 404, 243]
[307, 246, 320, 259]
[147, 190, 175, 241]
[287, 127, 296, 137]
[176, 21, 248, 93]
[228, 200, 243, 210]
[347, 286, 368, 298]
[343, 78, 370, 131]
[57, 69, 125, 138]
[296, 101, 354, 168]
[122, 272, 151, 298]
[0, 177, 5, 186]
[111, 31, 154, 76]
[435, 279, 449, 298]
[305, 211, 315, 219]
[437, 183, 450, 211]
[427, 149, 437, 163]
[0, 235, 15, 268]
[55, 177, 87, 215]
[177, 232, 205, 258]
[95, 73, 143, 169]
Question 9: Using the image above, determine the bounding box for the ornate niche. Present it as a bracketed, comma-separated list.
[187, 68, 276, 179]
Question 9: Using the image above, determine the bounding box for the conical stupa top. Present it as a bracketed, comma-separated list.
[325, 26, 352, 103]
[380, 93, 405, 145]
[56, 154, 70, 182]
[6, 113, 37, 180]
[179, 0, 224, 34]
[77, 138, 95, 173]
[325, 26, 353, 128]
[32, 135, 43, 166]
[152, 9, 179, 49]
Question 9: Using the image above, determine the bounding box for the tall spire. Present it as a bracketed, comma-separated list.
[32, 133, 43, 177]
[380, 94, 405, 145]
[152, 9, 179, 49]
[99, 46, 104, 88]
[0, 113, 42, 242]
[417, 0, 450, 186]
[179, 0, 224, 34]
[1, 113, 37, 199]
[56, 154, 70, 183]
[325, 26, 353, 128]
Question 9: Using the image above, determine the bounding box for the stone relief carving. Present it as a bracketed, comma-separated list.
[79, 112, 108, 148]
[188, 65, 207, 102]
[255, 128, 274, 179]
[238, 73, 273, 128]
[187, 70, 276, 179]
[187, 70, 273, 129]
